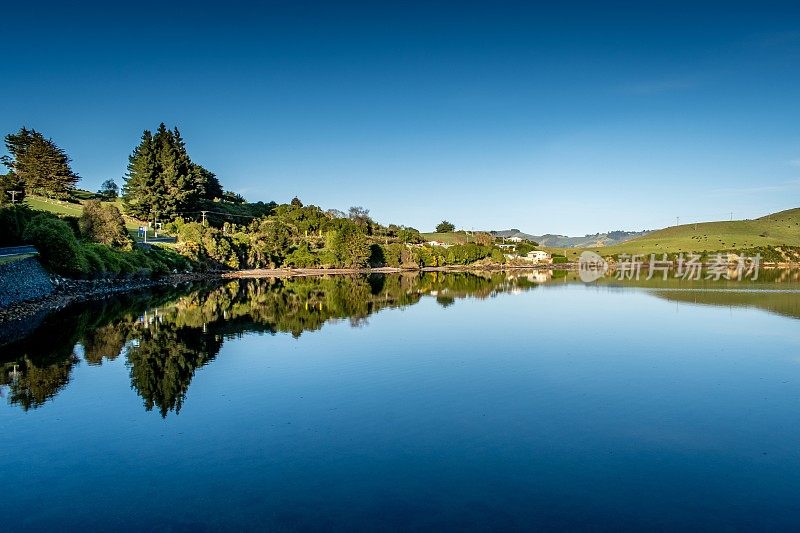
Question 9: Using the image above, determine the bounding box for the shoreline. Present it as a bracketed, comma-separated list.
[2, 259, 797, 332]
[0, 264, 564, 330]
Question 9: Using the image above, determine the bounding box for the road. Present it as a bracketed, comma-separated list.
[0, 245, 38, 259]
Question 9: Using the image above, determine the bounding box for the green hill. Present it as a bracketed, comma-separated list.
[546, 208, 800, 261]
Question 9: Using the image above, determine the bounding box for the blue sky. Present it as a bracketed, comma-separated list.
[2, 1, 799, 234]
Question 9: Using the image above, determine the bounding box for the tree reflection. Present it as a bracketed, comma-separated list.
[0, 272, 539, 415]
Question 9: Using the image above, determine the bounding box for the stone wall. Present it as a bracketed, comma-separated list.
[0, 257, 54, 308]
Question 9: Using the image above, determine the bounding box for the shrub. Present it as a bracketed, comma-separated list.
[0, 204, 37, 246]
[79, 200, 132, 248]
[81, 245, 106, 274]
[285, 242, 319, 267]
[22, 215, 88, 276]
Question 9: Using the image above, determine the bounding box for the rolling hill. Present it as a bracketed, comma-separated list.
[545, 208, 800, 260]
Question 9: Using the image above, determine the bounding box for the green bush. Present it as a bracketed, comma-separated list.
[23, 215, 88, 276]
[0, 204, 38, 246]
[79, 200, 132, 248]
[81, 245, 106, 274]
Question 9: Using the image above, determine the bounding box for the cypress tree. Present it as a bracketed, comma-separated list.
[2, 127, 79, 199]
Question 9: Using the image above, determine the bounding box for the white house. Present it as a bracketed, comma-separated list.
[507, 236, 523, 243]
[525, 250, 551, 263]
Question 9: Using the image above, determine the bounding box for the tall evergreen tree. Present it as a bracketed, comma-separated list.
[123, 124, 217, 220]
[2, 127, 79, 199]
[122, 130, 158, 219]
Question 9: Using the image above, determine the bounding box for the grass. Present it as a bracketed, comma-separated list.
[420, 231, 475, 245]
[24, 194, 144, 235]
[545, 208, 800, 260]
[24, 196, 84, 216]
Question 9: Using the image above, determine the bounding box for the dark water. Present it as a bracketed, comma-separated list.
[2, 271, 800, 530]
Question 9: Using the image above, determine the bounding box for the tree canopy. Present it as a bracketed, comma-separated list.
[123, 123, 223, 220]
[436, 220, 455, 232]
[2, 127, 80, 199]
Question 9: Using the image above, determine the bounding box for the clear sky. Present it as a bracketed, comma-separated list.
[2, 0, 799, 235]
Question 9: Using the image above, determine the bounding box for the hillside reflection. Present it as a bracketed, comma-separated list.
[0, 272, 536, 416]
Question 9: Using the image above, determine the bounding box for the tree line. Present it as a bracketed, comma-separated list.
[0, 123, 518, 276]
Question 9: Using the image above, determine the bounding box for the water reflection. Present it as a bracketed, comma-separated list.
[0, 272, 537, 415]
[1, 269, 797, 415]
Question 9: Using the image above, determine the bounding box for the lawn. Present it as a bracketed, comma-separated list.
[24, 195, 145, 236]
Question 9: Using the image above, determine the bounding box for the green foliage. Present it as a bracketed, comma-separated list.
[2, 127, 79, 199]
[173, 219, 240, 269]
[79, 200, 132, 248]
[444, 243, 494, 265]
[123, 124, 220, 220]
[397, 227, 422, 243]
[490, 248, 506, 264]
[324, 222, 370, 267]
[0, 204, 38, 246]
[436, 220, 456, 233]
[285, 242, 319, 267]
[0, 172, 25, 205]
[22, 214, 87, 276]
[98, 179, 119, 200]
[514, 242, 538, 256]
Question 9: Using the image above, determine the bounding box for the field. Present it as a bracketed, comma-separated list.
[420, 231, 475, 245]
[23, 195, 144, 236]
[544, 208, 800, 260]
[24, 196, 85, 217]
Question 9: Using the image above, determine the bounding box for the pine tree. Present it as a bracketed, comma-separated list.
[122, 123, 224, 220]
[2, 127, 79, 199]
[123, 130, 158, 219]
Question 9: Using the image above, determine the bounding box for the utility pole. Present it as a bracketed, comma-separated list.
[8, 190, 21, 204]
[201, 210, 208, 226]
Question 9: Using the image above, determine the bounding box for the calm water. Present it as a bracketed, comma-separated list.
[2, 271, 800, 530]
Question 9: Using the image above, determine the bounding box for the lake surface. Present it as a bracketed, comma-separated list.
[2, 270, 800, 530]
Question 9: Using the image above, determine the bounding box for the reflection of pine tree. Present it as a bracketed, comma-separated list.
[3, 273, 538, 413]
[126, 323, 223, 417]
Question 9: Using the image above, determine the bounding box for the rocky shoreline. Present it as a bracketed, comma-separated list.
[0, 272, 215, 331]
[0, 263, 570, 330]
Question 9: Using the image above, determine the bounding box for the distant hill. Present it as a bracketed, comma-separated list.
[546, 207, 800, 261]
[490, 229, 650, 248]
[596, 207, 800, 253]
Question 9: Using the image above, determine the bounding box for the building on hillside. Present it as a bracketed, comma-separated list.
[507, 236, 523, 243]
[525, 250, 551, 263]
